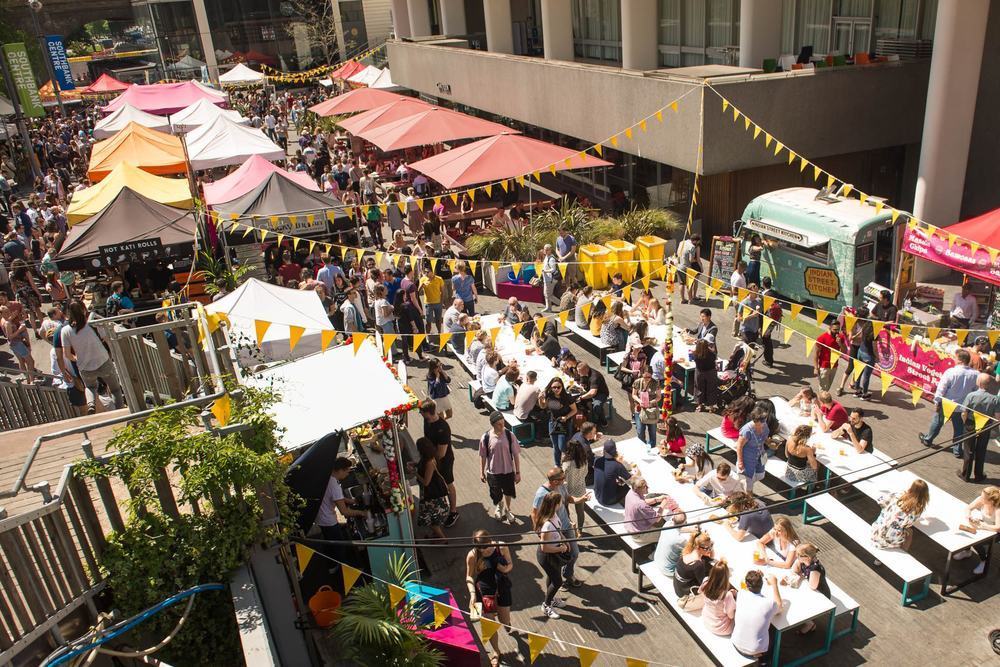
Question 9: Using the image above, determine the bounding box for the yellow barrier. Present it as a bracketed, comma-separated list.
[637, 235, 667, 276]
[579, 244, 611, 289]
[604, 239, 637, 282]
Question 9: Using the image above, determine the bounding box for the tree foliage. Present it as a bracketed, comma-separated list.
[283, 0, 340, 65]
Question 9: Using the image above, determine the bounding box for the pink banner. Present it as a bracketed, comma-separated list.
[872, 331, 954, 397]
[902, 226, 1000, 286]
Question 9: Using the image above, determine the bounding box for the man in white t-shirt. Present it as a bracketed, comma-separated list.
[315, 457, 368, 540]
[693, 461, 742, 503]
[732, 570, 781, 659]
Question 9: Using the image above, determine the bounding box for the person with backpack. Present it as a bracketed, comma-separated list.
[760, 277, 781, 367]
[479, 412, 522, 525]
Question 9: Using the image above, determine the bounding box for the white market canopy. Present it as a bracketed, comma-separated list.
[205, 278, 333, 363]
[185, 115, 285, 170]
[219, 63, 266, 86]
[93, 103, 171, 139]
[347, 65, 383, 87]
[169, 54, 206, 71]
[369, 68, 402, 91]
[248, 342, 413, 450]
[169, 97, 248, 133]
[0, 96, 14, 116]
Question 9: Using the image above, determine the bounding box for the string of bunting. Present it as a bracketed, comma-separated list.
[707, 85, 1000, 273]
[259, 42, 387, 83]
[292, 542, 669, 667]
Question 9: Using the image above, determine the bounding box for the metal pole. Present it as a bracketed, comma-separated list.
[28, 4, 65, 117]
[0, 47, 42, 179]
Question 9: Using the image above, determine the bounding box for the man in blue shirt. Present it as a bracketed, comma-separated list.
[593, 440, 631, 506]
[556, 227, 577, 284]
[451, 260, 477, 315]
[920, 349, 980, 457]
[738, 285, 762, 343]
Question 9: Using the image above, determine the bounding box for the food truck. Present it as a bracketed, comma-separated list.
[736, 187, 899, 311]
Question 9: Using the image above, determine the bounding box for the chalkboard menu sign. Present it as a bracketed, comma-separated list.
[708, 236, 740, 286]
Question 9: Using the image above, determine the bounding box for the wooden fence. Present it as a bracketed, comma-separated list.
[0, 381, 76, 433]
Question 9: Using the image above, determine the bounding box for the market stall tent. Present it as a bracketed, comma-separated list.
[0, 96, 14, 116]
[205, 278, 335, 364]
[369, 68, 402, 91]
[358, 106, 515, 152]
[168, 54, 206, 72]
[330, 60, 365, 81]
[407, 132, 612, 188]
[58, 188, 197, 267]
[902, 206, 1000, 286]
[87, 122, 187, 182]
[184, 115, 285, 170]
[308, 88, 406, 117]
[93, 104, 170, 139]
[169, 97, 248, 133]
[212, 171, 349, 231]
[204, 154, 319, 205]
[347, 65, 382, 86]
[67, 162, 194, 224]
[103, 81, 227, 115]
[79, 73, 132, 96]
[38, 81, 82, 102]
[337, 98, 432, 136]
[219, 63, 266, 86]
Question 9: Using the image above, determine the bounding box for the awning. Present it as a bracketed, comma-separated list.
[337, 99, 432, 136]
[347, 65, 382, 86]
[330, 60, 365, 80]
[185, 115, 285, 170]
[93, 104, 171, 139]
[204, 154, 319, 205]
[744, 217, 830, 248]
[102, 81, 226, 115]
[169, 97, 248, 133]
[308, 88, 407, 117]
[406, 132, 612, 189]
[87, 122, 187, 182]
[219, 63, 266, 85]
[68, 162, 193, 224]
[168, 54, 206, 71]
[357, 106, 515, 152]
[369, 68, 402, 91]
[79, 73, 132, 95]
[212, 171, 349, 235]
[902, 209, 1000, 286]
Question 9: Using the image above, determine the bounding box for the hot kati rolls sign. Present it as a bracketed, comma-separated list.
[99, 238, 163, 264]
[902, 225, 1000, 286]
[873, 330, 955, 397]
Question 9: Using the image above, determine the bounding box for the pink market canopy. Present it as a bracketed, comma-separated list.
[337, 99, 433, 136]
[330, 60, 365, 80]
[357, 107, 515, 152]
[308, 88, 407, 117]
[79, 73, 132, 95]
[204, 154, 319, 205]
[407, 132, 613, 188]
[102, 81, 227, 115]
[902, 207, 1000, 286]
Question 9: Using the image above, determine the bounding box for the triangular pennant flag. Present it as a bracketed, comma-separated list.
[990, 330, 1000, 347]
[382, 333, 398, 351]
[941, 398, 958, 421]
[610, 134, 619, 147]
[732, 107, 740, 122]
[432, 600, 450, 628]
[449, 192, 459, 205]
[859, 193, 869, 205]
[625, 126, 633, 139]
[947, 233, 957, 249]
[813, 165, 822, 181]
[211, 393, 231, 426]
[429, 257, 438, 273]
[642, 273, 652, 290]
[880, 371, 893, 396]
[582, 302, 593, 320]
[320, 330, 336, 352]
[764, 132, 773, 148]
[557, 262, 568, 279]
[577, 647, 600, 667]
[686, 268, 697, 284]
[763, 295, 775, 313]
[480, 617, 501, 643]
[639, 119, 647, 132]
[737, 287, 749, 302]
[465, 329, 477, 351]
[558, 310, 569, 326]
[783, 325, 795, 344]
[397, 201, 407, 214]
[360, 205, 370, 218]
[744, 116, 751, 131]
[799, 156, 809, 172]
[288, 326, 305, 352]
[484, 183, 493, 198]
[342, 564, 362, 595]
[448, 259, 458, 273]
[852, 358, 865, 382]
[790, 303, 803, 320]
[626, 660, 649, 667]
[815, 309, 828, 326]
[489, 326, 501, 347]
[900, 324, 913, 340]
[875, 201, 885, 215]
[517, 175, 526, 187]
[511, 261, 522, 276]
[891, 208, 901, 223]
[374, 250, 384, 267]
[594, 143, 603, 156]
[722, 99, 729, 113]
[973, 411, 990, 431]
[826, 174, 836, 189]
[829, 349, 841, 366]
[295, 543, 313, 574]
[309, 240, 316, 255]
[656, 109, 665, 122]
[254, 320, 271, 345]
[956, 329, 970, 345]
[742, 305, 753, 319]
[911, 386, 923, 405]
[669, 100, 678, 113]
[388, 584, 406, 607]
[532, 170, 541, 181]
[723, 295, 732, 311]
[500, 178, 509, 192]
[242, 225, 254, 238]
[491, 261, 501, 273]
[622, 285, 632, 303]
[774, 141, 784, 157]
[787, 150, 796, 165]
[753, 126, 762, 140]
[408, 334, 425, 354]
[352, 333, 368, 354]
[260, 229, 270, 242]
[927, 326, 940, 341]
[805, 337, 816, 356]
[512, 321, 525, 338]
[527, 633, 549, 664]
[229, 218, 240, 233]
[844, 313, 857, 332]
[989, 247, 1000, 265]
[438, 332, 452, 351]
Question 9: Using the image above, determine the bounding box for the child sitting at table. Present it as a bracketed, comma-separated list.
[789, 543, 831, 634]
[788, 386, 817, 417]
[675, 443, 714, 483]
[658, 416, 686, 466]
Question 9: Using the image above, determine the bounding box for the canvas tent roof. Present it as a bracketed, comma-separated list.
[59, 188, 196, 266]
[369, 68, 402, 91]
[204, 154, 319, 205]
[337, 99, 432, 136]
[169, 54, 206, 70]
[103, 81, 226, 115]
[0, 96, 14, 116]
[308, 88, 406, 116]
[358, 106, 514, 151]
[93, 104, 170, 139]
[68, 162, 193, 224]
[39, 81, 82, 101]
[185, 115, 285, 170]
[219, 63, 266, 85]
[169, 97, 248, 132]
[330, 60, 365, 80]
[87, 122, 187, 182]
[79, 73, 131, 95]
[347, 65, 382, 86]
[212, 172, 349, 228]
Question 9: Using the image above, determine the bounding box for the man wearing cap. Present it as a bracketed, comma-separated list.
[593, 440, 631, 506]
[480, 411, 522, 524]
[532, 468, 587, 587]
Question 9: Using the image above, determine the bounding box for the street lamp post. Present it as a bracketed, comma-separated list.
[27, 0, 65, 116]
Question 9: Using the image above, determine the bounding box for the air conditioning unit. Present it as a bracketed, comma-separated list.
[876, 39, 933, 60]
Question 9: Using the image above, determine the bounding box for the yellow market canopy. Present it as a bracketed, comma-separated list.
[87, 122, 188, 182]
[68, 161, 193, 224]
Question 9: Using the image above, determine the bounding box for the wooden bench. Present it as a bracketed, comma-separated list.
[563, 321, 613, 363]
[704, 427, 812, 505]
[481, 393, 535, 444]
[637, 562, 755, 667]
[606, 350, 626, 373]
[585, 496, 658, 574]
[802, 493, 932, 606]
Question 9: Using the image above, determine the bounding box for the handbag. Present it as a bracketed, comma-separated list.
[678, 586, 705, 611]
[550, 418, 569, 435]
[481, 593, 497, 613]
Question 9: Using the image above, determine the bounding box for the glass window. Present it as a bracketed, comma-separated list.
[659, 50, 681, 67]
[683, 0, 706, 47]
[834, 0, 872, 16]
[659, 0, 681, 45]
[781, 0, 797, 52]
[707, 0, 735, 47]
[856, 242, 875, 266]
[875, 0, 918, 39]
[798, 0, 833, 53]
[920, 0, 937, 40]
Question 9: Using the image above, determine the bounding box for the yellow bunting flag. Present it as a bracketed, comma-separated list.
[911, 386, 923, 406]
[480, 617, 501, 643]
[990, 330, 1000, 347]
[342, 564, 362, 595]
[764, 132, 773, 147]
[722, 99, 729, 112]
[288, 326, 305, 352]
[927, 326, 940, 341]
[295, 543, 313, 574]
[557, 262, 568, 279]
[790, 303, 803, 320]
[639, 119, 647, 133]
[352, 333, 368, 355]
[382, 333, 398, 351]
[321, 330, 336, 352]
[852, 359, 865, 382]
[622, 285, 632, 303]
[881, 372, 893, 396]
[610, 134, 619, 147]
[625, 126, 633, 139]
[432, 601, 450, 628]
[669, 100, 678, 113]
[511, 261, 522, 276]
[211, 394, 231, 427]
[763, 295, 775, 313]
[732, 107, 740, 122]
[891, 208, 901, 223]
[956, 329, 970, 345]
[489, 326, 501, 347]
[737, 287, 749, 302]
[411, 334, 426, 354]
[642, 273, 652, 290]
[813, 165, 822, 181]
[242, 225, 254, 238]
[484, 183, 493, 198]
[465, 329, 477, 350]
[500, 178, 509, 192]
[826, 174, 836, 189]
[469, 260, 479, 274]
[686, 268, 697, 284]
[254, 320, 271, 345]
[594, 143, 603, 157]
[844, 313, 857, 332]
[438, 332, 452, 352]
[582, 302, 593, 320]
[626, 659, 649, 667]
[374, 251, 384, 267]
[941, 398, 958, 421]
[722, 294, 732, 311]
[989, 247, 1000, 265]
[799, 156, 809, 172]
[532, 170, 541, 181]
[753, 126, 762, 140]
[388, 584, 406, 607]
[787, 150, 796, 165]
[804, 337, 816, 356]
[512, 321, 525, 339]
[900, 323, 913, 341]
[558, 310, 569, 327]
[815, 309, 828, 326]
[527, 633, 549, 664]
[841, 184, 853, 197]
[449, 192, 459, 205]
[774, 141, 784, 157]
[577, 647, 600, 667]
[744, 116, 751, 131]
[536, 316, 550, 334]
[742, 306, 753, 319]
[829, 349, 841, 366]
[783, 325, 795, 344]
[973, 411, 990, 431]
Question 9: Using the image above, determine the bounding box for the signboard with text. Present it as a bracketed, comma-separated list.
[874, 330, 953, 398]
[804, 267, 841, 300]
[45, 35, 75, 91]
[99, 238, 163, 264]
[2, 43, 44, 117]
